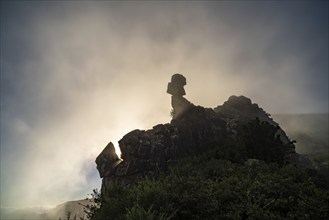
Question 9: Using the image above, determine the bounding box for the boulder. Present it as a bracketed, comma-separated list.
[95, 142, 121, 178]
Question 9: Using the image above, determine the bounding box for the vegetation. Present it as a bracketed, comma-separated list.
[87, 119, 329, 219]
[78, 189, 102, 220]
[238, 118, 292, 165]
[307, 151, 329, 168]
[91, 159, 328, 219]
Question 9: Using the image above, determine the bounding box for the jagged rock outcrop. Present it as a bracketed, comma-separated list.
[214, 95, 296, 159]
[95, 142, 121, 178]
[96, 74, 303, 198]
[97, 124, 180, 193]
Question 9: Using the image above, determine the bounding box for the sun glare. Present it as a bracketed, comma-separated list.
[113, 142, 122, 160]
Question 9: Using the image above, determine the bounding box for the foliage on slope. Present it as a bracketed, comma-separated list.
[92, 157, 329, 219]
[90, 119, 329, 220]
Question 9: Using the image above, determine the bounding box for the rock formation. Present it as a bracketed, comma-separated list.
[167, 73, 193, 119]
[95, 74, 304, 199]
[214, 95, 296, 157]
[95, 142, 121, 178]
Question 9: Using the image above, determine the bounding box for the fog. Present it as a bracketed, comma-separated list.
[1, 1, 328, 207]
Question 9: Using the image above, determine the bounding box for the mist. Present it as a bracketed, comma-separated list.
[1, 1, 328, 207]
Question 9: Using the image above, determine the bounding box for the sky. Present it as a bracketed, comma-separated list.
[1, 1, 328, 208]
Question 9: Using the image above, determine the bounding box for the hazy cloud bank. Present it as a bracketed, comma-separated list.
[1, 1, 328, 207]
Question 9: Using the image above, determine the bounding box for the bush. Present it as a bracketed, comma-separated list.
[90, 122, 329, 219]
[125, 204, 170, 220]
[238, 118, 289, 164]
[92, 157, 329, 220]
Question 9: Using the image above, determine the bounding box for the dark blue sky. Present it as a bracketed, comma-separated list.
[1, 1, 328, 207]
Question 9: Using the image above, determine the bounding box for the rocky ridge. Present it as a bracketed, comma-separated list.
[95, 74, 307, 198]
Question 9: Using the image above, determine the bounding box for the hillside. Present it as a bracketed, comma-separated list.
[3, 113, 328, 219]
[41, 199, 92, 220]
[92, 146, 329, 220]
[0, 200, 93, 220]
[0, 206, 49, 220]
[272, 113, 328, 153]
[272, 113, 329, 164]
[91, 74, 329, 219]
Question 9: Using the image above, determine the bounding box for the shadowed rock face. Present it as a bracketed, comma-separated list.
[95, 74, 306, 199]
[95, 142, 121, 178]
[214, 95, 296, 155]
[96, 124, 181, 193]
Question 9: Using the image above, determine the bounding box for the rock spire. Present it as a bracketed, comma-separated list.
[167, 73, 193, 119]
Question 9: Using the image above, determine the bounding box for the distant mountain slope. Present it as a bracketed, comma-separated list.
[42, 199, 91, 220]
[272, 113, 328, 155]
[0, 206, 49, 220]
[0, 199, 92, 220]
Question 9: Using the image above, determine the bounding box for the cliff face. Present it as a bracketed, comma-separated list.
[95, 74, 299, 198]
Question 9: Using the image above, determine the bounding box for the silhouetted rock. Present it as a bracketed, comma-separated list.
[167, 73, 187, 96]
[95, 142, 121, 178]
[95, 74, 326, 200]
[167, 73, 193, 119]
[214, 95, 296, 160]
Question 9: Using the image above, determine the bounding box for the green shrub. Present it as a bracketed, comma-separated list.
[125, 204, 170, 220]
[238, 118, 289, 164]
[92, 157, 329, 220]
[91, 124, 329, 220]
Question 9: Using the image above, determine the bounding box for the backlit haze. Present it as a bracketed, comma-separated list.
[1, 1, 328, 208]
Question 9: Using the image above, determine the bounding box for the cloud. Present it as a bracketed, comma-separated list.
[1, 1, 328, 207]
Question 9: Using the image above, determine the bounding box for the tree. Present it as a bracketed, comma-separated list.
[79, 189, 102, 220]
